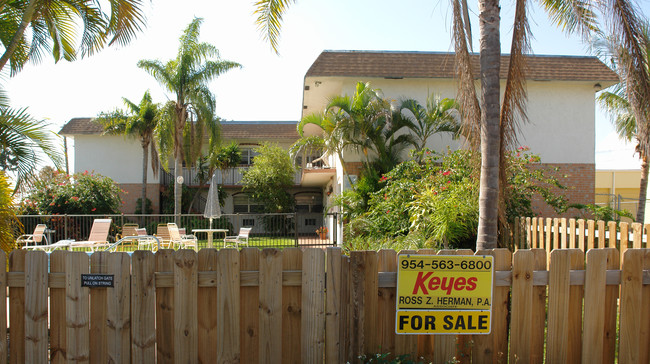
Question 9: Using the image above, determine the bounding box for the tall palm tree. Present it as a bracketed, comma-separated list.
[398, 95, 461, 158]
[595, 25, 650, 223]
[0, 106, 62, 191]
[138, 17, 241, 221]
[0, 0, 147, 75]
[96, 90, 160, 216]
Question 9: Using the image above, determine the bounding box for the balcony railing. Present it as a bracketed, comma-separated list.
[161, 167, 302, 186]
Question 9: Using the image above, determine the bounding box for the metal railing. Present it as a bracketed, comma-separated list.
[160, 167, 303, 186]
[16, 213, 338, 249]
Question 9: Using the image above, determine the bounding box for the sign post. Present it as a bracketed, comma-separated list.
[395, 255, 493, 334]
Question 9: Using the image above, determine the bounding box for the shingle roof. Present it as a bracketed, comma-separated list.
[59, 118, 300, 139]
[305, 50, 619, 82]
[221, 122, 299, 140]
[59, 117, 102, 135]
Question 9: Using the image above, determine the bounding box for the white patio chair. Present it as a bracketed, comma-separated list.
[16, 224, 48, 247]
[223, 227, 252, 248]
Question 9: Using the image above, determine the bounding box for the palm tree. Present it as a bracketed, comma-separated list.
[0, 106, 62, 191]
[186, 141, 241, 213]
[451, 0, 650, 249]
[398, 95, 461, 159]
[297, 82, 406, 187]
[138, 17, 241, 221]
[96, 90, 160, 216]
[0, 0, 148, 75]
[595, 25, 650, 223]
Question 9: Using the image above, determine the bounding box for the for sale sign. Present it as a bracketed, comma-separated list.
[396, 255, 493, 334]
[396, 310, 491, 334]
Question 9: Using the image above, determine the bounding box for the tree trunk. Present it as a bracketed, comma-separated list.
[476, 0, 501, 250]
[636, 153, 648, 223]
[141, 140, 149, 221]
[173, 103, 186, 225]
[0, 0, 37, 73]
[174, 156, 182, 225]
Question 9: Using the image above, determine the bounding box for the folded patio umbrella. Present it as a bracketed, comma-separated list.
[203, 172, 222, 229]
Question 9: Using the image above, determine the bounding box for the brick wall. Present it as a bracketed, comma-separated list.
[529, 163, 594, 218]
[341, 161, 594, 219]
[344, 162, 364, 177]
[118, 184, 160, 214]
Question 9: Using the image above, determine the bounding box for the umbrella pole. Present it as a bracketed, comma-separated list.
[209, 217, 213, 229]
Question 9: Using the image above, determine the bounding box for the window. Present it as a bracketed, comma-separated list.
[304, 218, 317, 226]
[233, 194, 261, 213]
[294, 193, 323, 213]
[296, 150, 325, 168]
[239, 148, 259, 166]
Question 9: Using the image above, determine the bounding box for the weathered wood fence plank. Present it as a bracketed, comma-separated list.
[259, 249, 282, 364]
[618, 249, 649, 364]
[50, 251, 66, 364]
[24, 251, 47, 363]
[301, 248, 325, 363]
[9, 250, 26, 364]
[473, 249, 511, 364]
[131, 251, 156, 364]
[66, 251, 90, 363]
[282, 248, 302, 364]
[198, 248, 218, 363]
[325, 247, 344, 364]
[217, 249, 240, 364]
[155, 249, 175, 364]
[239, 248, 260, 364]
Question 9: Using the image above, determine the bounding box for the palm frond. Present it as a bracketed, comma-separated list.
[253, 0, 294, 54]
[451, 0, 480, 151]
[0, 107, 63, 191]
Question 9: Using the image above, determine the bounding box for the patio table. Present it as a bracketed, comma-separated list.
[192, 228, 229, 248]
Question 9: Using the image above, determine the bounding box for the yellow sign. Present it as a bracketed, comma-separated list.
[396, 310, 491, 334]
[397, 255, 493, 310]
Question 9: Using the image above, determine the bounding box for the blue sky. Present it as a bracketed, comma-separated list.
[4, 0, 650, 166]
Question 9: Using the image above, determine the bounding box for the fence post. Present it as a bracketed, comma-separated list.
[294, 212, 299, 248]
[64, 214, 68, 240]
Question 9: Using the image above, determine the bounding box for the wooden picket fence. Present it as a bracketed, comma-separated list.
[1, 247, 649, 363]
[512, 216, 649, 261]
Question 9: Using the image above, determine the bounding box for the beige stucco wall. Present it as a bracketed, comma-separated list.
[303, 76, 597, 165]
[74, 134, 159, 184]
[595, 169, 647, 221]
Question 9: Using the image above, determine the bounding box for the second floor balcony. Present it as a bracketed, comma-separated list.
[160, 166, 303, 187]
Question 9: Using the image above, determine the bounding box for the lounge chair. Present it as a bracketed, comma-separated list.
[67, 218, 113, 251]
[23, 239, 73, 251]
[167, 223, 198, 250]
[155, 224, 174, 249]
[116, 223, 139, 251]
[134, 228, 159, 251]
[223, 227, 252, 248]
[16, 224, 48, 247]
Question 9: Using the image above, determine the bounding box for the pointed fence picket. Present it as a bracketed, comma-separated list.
[0, 247, 648, 363]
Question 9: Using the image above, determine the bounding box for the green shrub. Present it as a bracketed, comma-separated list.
[134, 197, 154, 214]
[20, 169, 123, 215]
[0, 171, 19, 253]
[340, 148, 568, 251]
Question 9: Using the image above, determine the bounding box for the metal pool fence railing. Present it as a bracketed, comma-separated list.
[16, 213, 339, 249]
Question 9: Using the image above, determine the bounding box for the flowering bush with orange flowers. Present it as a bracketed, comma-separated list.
[19, 167, 122, 215]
